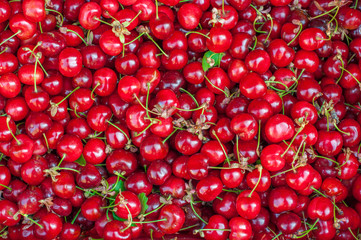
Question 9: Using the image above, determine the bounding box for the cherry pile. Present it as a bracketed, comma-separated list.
[3, 0, 361, 239]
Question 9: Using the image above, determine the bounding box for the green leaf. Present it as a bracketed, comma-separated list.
[112, 180, 125, 194]
[74, 155, 86, 166]
[112, 211, 136, 226]
[202, 51, 224, 72]
[138, 193, 149, 215]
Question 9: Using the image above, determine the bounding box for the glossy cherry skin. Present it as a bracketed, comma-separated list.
[9, 13, 37, 40]
[106, 149, 137, 176]
[315, 130, 343, 157]
[149, 13, 174, 40]
[239, 72, 267, 99]
[203, 215, 230, 240]
[268, 186, 298, 213]
[157, 204, 185, 234]
[0, 200, 20, 226]
[80, 196, 105, 222]
[174, 131, 202, 155]
[9, 134, 34, 163]
[58, 48, 83, 77]
[34, 213, 63, 240]
[206, 27, 233, 53]
[52, 171, 76, 199]
[196, 176, 223, 202]
[79, 2, 102, 30]
[230, 113, 258, 141]
[265, 114, 295, 143]
[56, 134, 83, 162]
[87, 105, 112, 132]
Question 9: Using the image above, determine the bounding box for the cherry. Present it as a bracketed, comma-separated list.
[106, 149, 137, 176]
[9, 14, 37, 40]
[78, 2, 102, 30]
[177, 3, 203, 30]
[196, 175, 223, 201]
[157, 204, 185, 234]
[10, 133, 34, 163]
[56, 134, 83, 162]
[125, 172, 153, 196]
[81, 196, 105, 221]
[160, 176, 186, 199]
[52, 171, 76, 199]
[315, 130, 343, 157]
[34, 213, 63, 240]
[268, 186, 298, 213]
[174, 131, 202, 155]
[202, 215, 230, 240]
[0, 199, 20, 226]
[58, 48, 83, 77]
[206, 27, 233, 53]
[264, 114, 295, 143]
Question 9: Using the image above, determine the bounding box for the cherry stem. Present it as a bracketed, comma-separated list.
[129, 10, 142, 25]
[23, 44, 49, 77]
[124, 32, 144, 46]
[0, 183, 11, 191]
[143, 196, 171, 217]
[0, 31, 20, 47]
[107, 121, 130, 142]
[38, 22, 43, 34]
[339, 66, 361, 85]
[251, 36, 258, 51]
[175, 104, 206, 112]
[204, 75, 229, 97]
[133, 94, 159, 115]
[185, 31, 210, 39]
[271, 167, 298, 178]
[190, 197, 208, 225]
[54, 167, 80, 174]
[281, 126, 304, 157]
[64, 29, 88, 46]
[267, 227, 280, 240]
[180, 224, 200, 231]
[91, 83, 100, 100]
[42, 133, 50, 152]
[155, 0, 159, 19]
[212, 130, 231, 165]
[145, 33, 168, 57]
[287, 23, 302, 46]
[45, 8, 64, 26]
[196, 228, 231, 232]
[256, 120, 261, 156]
[250, 4, 267, 21]
[180, 88, 199, 107]
[71, 208, 81, 224]
[34, 59, 39, 92]
[93, 17, 113, 27]
[0, 47, 8, 55]
[264, 14, 273, 43]
[145, 83, 152, 119]
[57, 154, 66, 167]
[133, 218, 167, 224]
[135, 122, 154, 137]
[294, 219, 319, 238]
[56, 86, 80, 106]
[271, 232, 283, 240]
[333, 122, 350, 136]
[21, 214, 44, 229]
[310, 6, 338, 20]
[348, 227, 358, 240]
[162, 128, 178, 144]
[310, 187, 342, 212]
[6, 116, 19, 145]
[313, 154, 339, 166]
[248, 166, 263, 198]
